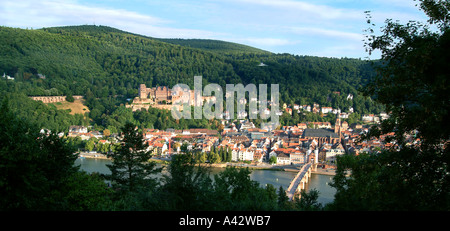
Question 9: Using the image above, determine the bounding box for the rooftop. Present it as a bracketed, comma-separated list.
[303, 128, 339, 138]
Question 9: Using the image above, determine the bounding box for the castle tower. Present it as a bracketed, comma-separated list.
[139, 84, 148, 99]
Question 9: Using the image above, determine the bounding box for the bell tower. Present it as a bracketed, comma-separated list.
[334, 116, 341, 134]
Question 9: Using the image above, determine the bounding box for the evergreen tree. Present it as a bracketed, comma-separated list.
[0, 97, 110, 210]
[277, 186, 290, 210]
[208, 149, 221, 164]
[156, 152, 214, 210]
[293, 189, 323, 211]
[227, 147, 232, 162]
[106, 121, 161, 193]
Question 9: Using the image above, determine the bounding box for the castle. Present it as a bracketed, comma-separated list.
[139, 84, 173, 104]
[127, 84, 215, 112]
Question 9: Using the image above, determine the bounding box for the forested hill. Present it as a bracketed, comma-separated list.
[157, 38, 271, 55]
[0, 25, 384, 131]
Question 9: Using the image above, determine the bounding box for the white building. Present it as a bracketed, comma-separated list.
[321, 107, 333, 114]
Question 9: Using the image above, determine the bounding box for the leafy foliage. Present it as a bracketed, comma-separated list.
[0, 97, 111, 210]
[106, 121, 161, 192]
[1, 24, 384, 133]
[158, 38, 271, 55]
[0, 23, 391, 211]
[329, 0, 450, 211]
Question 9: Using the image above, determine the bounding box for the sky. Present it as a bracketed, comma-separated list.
[0, 0, 429, 59]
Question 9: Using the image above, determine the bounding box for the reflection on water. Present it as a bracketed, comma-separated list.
[305, 173, 337, 205]
[250, 169, 297, 190]
[75, 158, 336, 205]
[75, 158, 112, 175]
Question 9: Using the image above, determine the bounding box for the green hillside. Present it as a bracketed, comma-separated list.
[157, 38, 271, 55]
[0, 25, 383, 132]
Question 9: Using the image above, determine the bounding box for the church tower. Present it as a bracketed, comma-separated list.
[334, 116, 341, 134]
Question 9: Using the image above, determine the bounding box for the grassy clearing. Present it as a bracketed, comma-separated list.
[53, 99, 90, 115]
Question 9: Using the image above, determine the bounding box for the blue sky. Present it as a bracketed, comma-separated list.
[0, 0, 428, 58]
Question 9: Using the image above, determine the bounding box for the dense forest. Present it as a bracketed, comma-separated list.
[0, 25, 384, 133]
[2, 0, 448, 214]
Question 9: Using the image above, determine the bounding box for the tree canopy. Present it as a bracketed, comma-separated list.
[329, 0, 450, 211]
[0, 24, 385, 134]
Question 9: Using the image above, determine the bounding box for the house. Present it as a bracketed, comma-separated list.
[79, 133, 94, 140]
[276, 152, 290, 165]
[325, 143, 345, 162]
[230, 135, 250, 144]
[239, 148, 254, 162]
[238, 121, 255, 131]
[309, 122, 332, 129]
[150, 138, 168, 155]
[321, 107, 333, 114]
[69, 125, 88, 134]
[332, 108, 341, 114]
[302, 105, 311, 112]
[285, 108, 292, 115]
[351, 123, 363, 130]
[379, 112, 389, 120]
[231, 148, 239, 161]
[89, 130, 103, 139]
[253, 149, 264, 163]
[273, 148, 298, 165]
[312, 107, 320, 114]
[362, 114, 380, 123]
[339, 112, 349, 119]
[318, 147, 329, 162]
[98, 139, 110, 144]
[297, 123, 307, 129]
[290, 151, 306, 165]
[187, 129, 219, 136]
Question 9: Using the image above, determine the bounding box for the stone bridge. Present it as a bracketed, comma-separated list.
[285, 162, 314, 201]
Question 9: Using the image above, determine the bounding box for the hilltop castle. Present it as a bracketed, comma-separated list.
[139, 84, 173, 104]
[127, 84, 215, 112]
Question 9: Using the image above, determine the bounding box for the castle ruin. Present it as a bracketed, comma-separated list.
[30, 95, 83, 103]
[139, 84, 173, 104]
[127, 84, 215, 112]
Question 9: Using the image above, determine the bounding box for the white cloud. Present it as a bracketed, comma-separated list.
[0, 0, 426, 58]
[1, 0, 165, 27]
[234, 0, 363, 20]
[0, 0, 222, 38]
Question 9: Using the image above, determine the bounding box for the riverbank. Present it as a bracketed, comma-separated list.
[312, 168, 336, 176]
[78, 152, 110, 160]
[210, 163, 337, 176]
[78, 153, 337, 176]
[75, 157, 336, 205]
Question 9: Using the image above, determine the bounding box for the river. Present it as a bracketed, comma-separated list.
[74, 158, 336, 205]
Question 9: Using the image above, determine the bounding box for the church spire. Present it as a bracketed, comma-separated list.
[334, 116, 341, 134]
